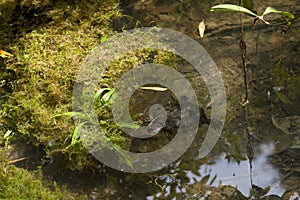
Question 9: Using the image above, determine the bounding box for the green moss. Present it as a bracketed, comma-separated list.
[0, 0, 123, 171]
[0, 0, 181, 171]
[0, 149, 85, 199]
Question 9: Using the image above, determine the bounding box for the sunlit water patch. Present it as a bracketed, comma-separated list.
[190, 142, 285, 197]
[146, 141, 287, 199]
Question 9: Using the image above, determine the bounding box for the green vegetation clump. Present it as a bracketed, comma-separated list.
[0, 149, 85, 199]
[0, 0, 179, 171]
[0, 0, 123, 170]
[0, 167, 80, 199]
[63, 47, 178, 167]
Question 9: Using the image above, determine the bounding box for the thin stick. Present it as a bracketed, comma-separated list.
[238, 1, 252, 198]
[7, 156, 30, 165]
[239, 16, 249, 106]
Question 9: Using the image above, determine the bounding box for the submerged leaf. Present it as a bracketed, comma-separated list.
[210, 4, 258, 18]
[275, 91, 293, 105]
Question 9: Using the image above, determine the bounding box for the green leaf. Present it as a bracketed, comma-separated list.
[262, 7, 294, 19]
[93, 88, 114, 107]
[131, 113, 144, 121]
[71, 122, 86, 145]
[101, 88, 114, 103]
[210, 4, 258, 18]
[93, 88, 110, 105]
[53, 111, 90, 120]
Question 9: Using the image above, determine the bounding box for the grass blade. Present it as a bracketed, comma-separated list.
[93, 88, 111, 106]
[71, 122, 86, 145]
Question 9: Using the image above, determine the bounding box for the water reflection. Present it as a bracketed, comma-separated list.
[187, 142, 285, 197]
[145, 141, 287, 199]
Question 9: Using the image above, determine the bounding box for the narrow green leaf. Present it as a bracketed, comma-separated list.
[54, 111, 90, 120]
[101, 88, 114, 103]
[54, 111, 81, 118]
[210, 4, 258, 18]
[93, 88, 114, 108]
[93, 88, 111, 105]
[131, 113, 144, 121]
[71, 122, 86, 145]
[262, 7, 295, 19]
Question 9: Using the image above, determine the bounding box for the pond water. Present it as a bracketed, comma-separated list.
[55, 0, 300, 199]
[186, 145, 285, 197]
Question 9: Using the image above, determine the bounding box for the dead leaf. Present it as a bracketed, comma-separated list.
[139, 86, 168, 92]
[0, 49, 14, 58]
[198, 19, 205, 38]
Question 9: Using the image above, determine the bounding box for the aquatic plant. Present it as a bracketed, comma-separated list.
[210, 0, 294, 105]
[209, 2, 296, 198]
[210, 4, 294, 26]
[55, 87, 134, 168]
